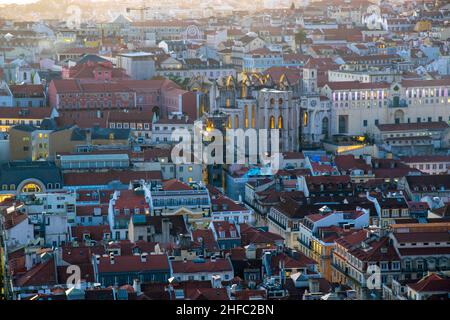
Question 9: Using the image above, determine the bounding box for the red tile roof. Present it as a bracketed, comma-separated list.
[239, 223, 284, 245]
[393, 232, 450, 243]
[192, 229, 220, 252]
[62, 245, 105, 264]
[2, 210, 28, 230]
[231, 289, 267, 300]
[114, 189, 148, 213]
[105, 240, 158, 256]
[162, 179, 192, 191]
[15, 258, 56, 287]
[211, 221, 240, 239]
[263, 67, 302, 85]
[408, 273, 450, 293]
[376, 121, 449, 132]
[9, 84, 45, 97]
[186, 287, 230, 300]
[398, 247, 450, 256]
[270, 252, 316, 272]
[334, 155, 372, 173]
[325, 81, 390, 90]
[400, 155, 450, 163]
[76, 205, 108, 217]
[401, 79, 450, 88]
[0, 106, 52, 119]
[306, 175, 351, 185]
[171, 258, 233, 274]
[282, 151, 305, 160]
[71, 225, 111, 242]
[211, 195, 249, 213]
[97, 254, 169, 273]
[335, 229, 369, 249]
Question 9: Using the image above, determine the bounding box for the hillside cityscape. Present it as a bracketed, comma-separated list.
[0, 0, 450, 302]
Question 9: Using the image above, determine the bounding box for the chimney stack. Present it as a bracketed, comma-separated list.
[211, 275, 222, 288]
[109, 252, 115, 264]
[308, 278, 320, 293]
[140, 253, 148, 263]
[133, 279, 142, 295]
[162, 218, 172, 244]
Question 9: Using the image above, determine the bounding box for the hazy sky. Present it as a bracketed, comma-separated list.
[0, 0, 39, 4]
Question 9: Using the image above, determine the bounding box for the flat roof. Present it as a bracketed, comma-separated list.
[118, 52, 153, 57]
[60, 154, 129, 161]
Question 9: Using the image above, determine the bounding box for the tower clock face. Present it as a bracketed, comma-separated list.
[310, 100, 317, 107]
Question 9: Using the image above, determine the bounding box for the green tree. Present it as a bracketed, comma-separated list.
[294, 29, 307, 52]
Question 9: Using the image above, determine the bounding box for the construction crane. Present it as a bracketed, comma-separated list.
[126, 1, 151, 22]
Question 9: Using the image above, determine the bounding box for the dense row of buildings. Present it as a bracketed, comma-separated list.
[1, 0, 450, 301]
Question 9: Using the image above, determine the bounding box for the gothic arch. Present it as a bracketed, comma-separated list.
[394, 109, 404, 124]
[278, 115, 283, 129]
[244, 104, 249, 128]
[322, 117, 329, 138]
[251, 104, 256, 128]
[270, 116, 275, 129]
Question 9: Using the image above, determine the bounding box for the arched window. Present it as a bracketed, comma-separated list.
[278, 98, 283, 106]
[270, 98, 275, 107]
[322, 117, 329, 138]
[241, 83, 247, 98]
[228, 116, 232, 129]
[278, 116, 283, 129]
[270, 116, 275, 129]
[226, 98, 230, 108]
[22, 183, 42, 193]
[235, 115, 239, 128]
[251, 105, 256, 128]
[303, 112, 308, 127]
[244, 105, 249, 128]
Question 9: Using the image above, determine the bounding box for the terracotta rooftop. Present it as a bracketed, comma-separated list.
[97, 254, 169, 273]
[171, 258, 233, 274]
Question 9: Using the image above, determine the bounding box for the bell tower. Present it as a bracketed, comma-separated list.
[302, 66, 317, 94]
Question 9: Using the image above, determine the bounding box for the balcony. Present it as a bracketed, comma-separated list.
[268, 215, 287, 231]
[297, 237, 312, 249]
[388, 98, 408, 108]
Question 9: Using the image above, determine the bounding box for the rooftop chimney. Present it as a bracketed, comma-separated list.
[211, 275, 222, 288]
[133, 279, 142, 295]
[308, 278, 320, 294]
[161, 218, 172, 244]
[140, 253, 148, 263]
